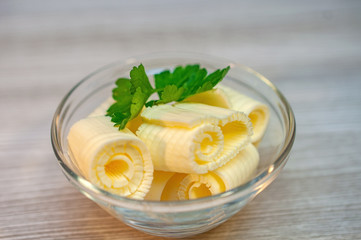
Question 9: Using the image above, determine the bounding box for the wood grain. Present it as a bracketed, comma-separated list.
[1, 0, 361, 239]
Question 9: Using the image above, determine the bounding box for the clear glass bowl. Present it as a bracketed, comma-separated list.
[51, 52, 295, 238]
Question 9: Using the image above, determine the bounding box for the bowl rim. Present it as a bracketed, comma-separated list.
[51, 52, 296, 212]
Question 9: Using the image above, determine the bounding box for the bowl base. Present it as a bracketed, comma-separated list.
[126, 218, 228, 238]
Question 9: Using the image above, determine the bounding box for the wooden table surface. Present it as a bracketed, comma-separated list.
[1, 1, 361, 239]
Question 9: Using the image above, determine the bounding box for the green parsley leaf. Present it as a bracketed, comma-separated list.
[157, 85, 185, 104]
[113, 78, 133, 101]
[129, 64, 153, 94]
[203, 67, 230, 86]
[153, 64, 230, 103]
[180, 67, 207, 99]
[154, 65, 201, 96]
[130, 87, 147, 118]
[107, 63, 230, 129]
[107, 64, 154, 129]
[110, 111, 130, 130]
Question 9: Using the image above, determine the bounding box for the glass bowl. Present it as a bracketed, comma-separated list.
[51, 52, 295, 238]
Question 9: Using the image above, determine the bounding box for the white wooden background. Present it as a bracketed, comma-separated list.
[1, 0, 361, 239]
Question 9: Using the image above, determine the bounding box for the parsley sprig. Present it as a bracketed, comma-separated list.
[106, 63, 230, 129]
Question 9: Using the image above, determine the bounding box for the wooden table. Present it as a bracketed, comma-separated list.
[1, 1, 361, 239]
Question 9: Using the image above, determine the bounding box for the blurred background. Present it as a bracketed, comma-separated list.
[1, 0, 361, 239]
